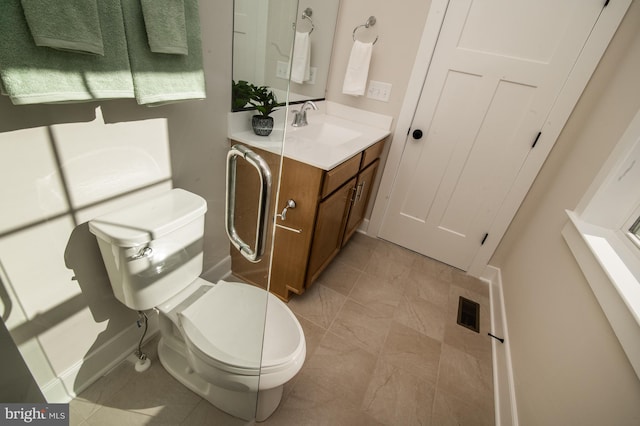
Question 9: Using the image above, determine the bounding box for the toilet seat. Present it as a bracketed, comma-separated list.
[178, 280, 305, 376]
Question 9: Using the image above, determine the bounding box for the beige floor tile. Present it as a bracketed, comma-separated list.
[404, 266, 451, 307]
[329, 299, 393, 355]
[431, 388, 495, 426]
[362, 358, 436, 426]
[394, 294, 447, 341]
[316, 259, 362, 296]
[349, 272, 405, 317]
[364, 241, 414, 282]
[180, 399, 248, 426]
[264, 374, 384, 426]
[301, 331, 378, 407]
[381, 321, 442, 385]
[443, 320, 492, 370]
[101, 359, 201, 424]
[451, 268, 490, 297]
[70, 360, 135, 422]
[338, 233, 379, 271]
[411, 254, 455, 284]
[84, 405, 159, 426]
[437, 344, 494, 416]
[287, 283, 346, 329]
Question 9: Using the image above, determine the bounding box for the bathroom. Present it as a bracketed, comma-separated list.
[1, 0, 640, 424]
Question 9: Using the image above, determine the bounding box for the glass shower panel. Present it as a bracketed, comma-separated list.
[229, 0, 299, 421]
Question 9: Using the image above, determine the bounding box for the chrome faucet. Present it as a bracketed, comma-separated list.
[291, 101, 318, 127]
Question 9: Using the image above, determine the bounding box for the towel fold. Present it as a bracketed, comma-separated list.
[140, 0, 188, 55]
[20, 0, 105, 56]
[0, 0, 134, 105]
[342, 40, 373, 96]
[121, 0, 205, 105]
[290, 31, 310, 84]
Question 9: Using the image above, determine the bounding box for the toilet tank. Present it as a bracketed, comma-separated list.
[89, 189, 208, 311]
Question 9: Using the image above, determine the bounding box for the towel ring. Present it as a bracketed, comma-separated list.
[352, 16, 378, 45]
[295, 7, 314, 34]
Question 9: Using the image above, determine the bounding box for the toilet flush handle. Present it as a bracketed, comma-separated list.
[129, 246, 153, 260]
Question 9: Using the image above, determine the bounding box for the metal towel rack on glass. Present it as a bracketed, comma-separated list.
[225, 144, 272, 263]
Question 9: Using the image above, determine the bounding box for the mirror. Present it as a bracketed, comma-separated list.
[232, 0, 340, 110]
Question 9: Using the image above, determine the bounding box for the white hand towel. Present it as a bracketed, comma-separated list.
[342, 40, 372, 96]
[291, 31, 310, 84]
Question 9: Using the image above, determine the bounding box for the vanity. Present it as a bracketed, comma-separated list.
[228, 103, 391, 301]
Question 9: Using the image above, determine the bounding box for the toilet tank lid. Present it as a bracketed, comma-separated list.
[88, 189, 207, 247]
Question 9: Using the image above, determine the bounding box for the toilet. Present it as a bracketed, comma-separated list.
[88, 188, 305, 421]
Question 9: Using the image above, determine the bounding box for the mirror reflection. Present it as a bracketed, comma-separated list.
[232, 0, 340, 111]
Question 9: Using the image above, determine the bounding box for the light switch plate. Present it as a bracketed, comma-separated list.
[366, 80, 392, 102]
[276, 61, 289, 79]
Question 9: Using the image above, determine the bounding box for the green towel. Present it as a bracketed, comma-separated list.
[21, 0, 105, 56]
[121, 0, 206, 106]
[0, 0, 134, 105]
[140, 0, 188, 55]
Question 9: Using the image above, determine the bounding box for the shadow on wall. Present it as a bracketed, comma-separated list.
[64, 223, 139, 394]
[0, 108, 176, 401]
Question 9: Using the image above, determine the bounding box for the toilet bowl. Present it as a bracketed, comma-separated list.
[88, 189, 305, 421]
[157, 278, 305, 421]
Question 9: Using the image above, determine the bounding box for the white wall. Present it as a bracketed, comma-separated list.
[0, 0, 233, 401]
[326, 0, 431, 120]
[491, 2, 640, 424]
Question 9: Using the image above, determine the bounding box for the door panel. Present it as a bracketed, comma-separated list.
[379, 0, 604, 270]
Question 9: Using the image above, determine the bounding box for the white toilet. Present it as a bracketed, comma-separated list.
[88, 188, 305, 421]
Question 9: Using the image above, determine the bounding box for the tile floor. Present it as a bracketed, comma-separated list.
[70, 234, 494, 425]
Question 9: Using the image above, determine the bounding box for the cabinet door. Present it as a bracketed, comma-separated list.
[270, 157, 323, 300]
[343, 160, 379, 246]
[307, 177, 356, 285]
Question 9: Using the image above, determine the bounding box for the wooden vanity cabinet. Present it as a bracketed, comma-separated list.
[230, 138, 386, 301]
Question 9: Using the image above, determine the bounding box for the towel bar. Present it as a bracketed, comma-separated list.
[293, 7, 314, 34]
[352, 16, 378, 45]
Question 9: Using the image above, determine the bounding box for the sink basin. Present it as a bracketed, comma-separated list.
[228, 104, 391, 170]
[287, 122, 361, 146]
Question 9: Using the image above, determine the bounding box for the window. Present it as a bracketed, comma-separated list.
[626, 207, 640, 249]
[563, 109, 640, 380]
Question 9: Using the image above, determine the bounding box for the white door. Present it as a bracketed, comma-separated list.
[378, 0, 606, 270]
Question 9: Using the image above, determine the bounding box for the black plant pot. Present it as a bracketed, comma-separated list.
[252, 115, 274, 136]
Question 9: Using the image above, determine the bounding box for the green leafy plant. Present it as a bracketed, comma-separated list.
[248, 84, 282, 117]
[232, 80, 253, 110]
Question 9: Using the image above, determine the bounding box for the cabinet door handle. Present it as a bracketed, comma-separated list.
[355, 182, 365, 202]
[350, 185, 358, 203]
[225, 144, 272, 263]
[277, 199, 296, 221]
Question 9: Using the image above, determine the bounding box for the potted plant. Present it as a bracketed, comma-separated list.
[231, 80, 252, 111]
[248, 84, 282, 136]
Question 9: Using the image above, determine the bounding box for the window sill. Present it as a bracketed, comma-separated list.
[562, 210, 640, 378]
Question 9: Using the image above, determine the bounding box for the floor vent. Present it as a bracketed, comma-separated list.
[457, 296, 480, 333]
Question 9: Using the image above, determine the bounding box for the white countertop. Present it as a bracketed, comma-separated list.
[228, 102, 392, 170]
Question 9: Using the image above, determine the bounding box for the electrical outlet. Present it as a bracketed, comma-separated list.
[276, 61, 289, 79]
[366, 80, 392, 102]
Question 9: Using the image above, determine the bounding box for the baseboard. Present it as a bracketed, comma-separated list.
[202, 255, 232, 282]
[41, 313, 159, 403]
[480, 265, 518, 426]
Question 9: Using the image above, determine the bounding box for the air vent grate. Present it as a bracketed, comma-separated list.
[457, 296, 480, 333]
